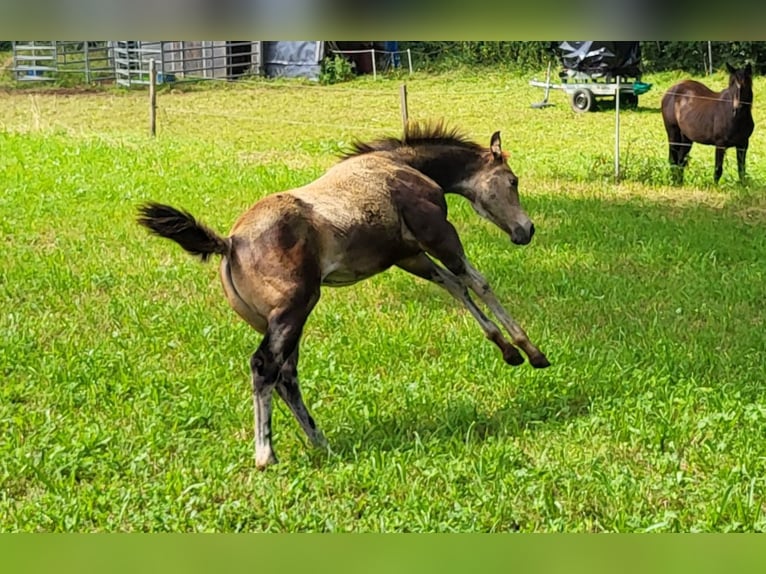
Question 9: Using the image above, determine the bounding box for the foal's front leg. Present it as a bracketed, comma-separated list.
[395, 193, 549, 368]
[396, 254, 525, 366]
[459, 262, 550, 368]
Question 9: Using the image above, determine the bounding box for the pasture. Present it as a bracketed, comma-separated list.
[1, 68, 766, 532]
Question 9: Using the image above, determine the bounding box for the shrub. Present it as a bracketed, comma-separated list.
[319, 54, 356, 85]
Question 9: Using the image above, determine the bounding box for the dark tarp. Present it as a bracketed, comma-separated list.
[557, 42, 642, 78]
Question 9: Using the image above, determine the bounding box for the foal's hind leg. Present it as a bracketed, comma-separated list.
[251, 305, 316, 469]
[396, 254, 525, 366]
[275, 347, 327, 448]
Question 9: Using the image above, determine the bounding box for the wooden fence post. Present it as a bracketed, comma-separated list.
[400, 84, 408, 133]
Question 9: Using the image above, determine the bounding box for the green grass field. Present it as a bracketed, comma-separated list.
[2, 68, 766, 532]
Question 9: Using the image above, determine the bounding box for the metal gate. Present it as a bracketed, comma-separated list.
[11, 41, 57, 81]
[11, 41, 263, 86]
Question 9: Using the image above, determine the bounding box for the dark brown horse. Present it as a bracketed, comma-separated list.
[661, 63, 754, 184]
[137, 122, 550, 469]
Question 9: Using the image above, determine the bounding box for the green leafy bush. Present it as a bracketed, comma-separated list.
[319, 54, 356, 85]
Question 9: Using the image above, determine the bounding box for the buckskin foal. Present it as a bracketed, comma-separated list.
[137, 122, 550, 469]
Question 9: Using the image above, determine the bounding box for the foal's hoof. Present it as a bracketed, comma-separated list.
[255, 451, 278, 471]
[502, 346, 525, 366]
[311, 431, 331, 453]
[529, 352, 551, 369]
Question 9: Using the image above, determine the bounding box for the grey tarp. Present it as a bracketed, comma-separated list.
[262, 41, 323, 79]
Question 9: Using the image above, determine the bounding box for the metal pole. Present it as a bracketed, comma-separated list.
[614, 75, 621, 182]
[407, 49, 413, 75]
[371, 49, 376, 80]
[149, 58, 157, 137]
[400, 84, 409, 133]
[84, 41, 91, 83]
[708, 41, 713, 75]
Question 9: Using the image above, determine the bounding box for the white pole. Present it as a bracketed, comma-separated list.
[407, 49, 412, 75]
[614, 75, 620, 182]
[371, 49, 376, 80]
[149, 58, 157, 137]
[708, 41, 713, 75]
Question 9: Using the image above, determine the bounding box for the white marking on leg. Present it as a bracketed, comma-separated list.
[254, 386, 277, 469]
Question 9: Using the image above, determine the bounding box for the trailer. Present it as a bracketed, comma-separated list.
[530, 41, 652, 113]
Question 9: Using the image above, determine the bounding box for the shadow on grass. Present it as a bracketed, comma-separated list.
[324, 386, 591, 460]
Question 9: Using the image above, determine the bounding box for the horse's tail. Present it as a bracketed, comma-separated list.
[136, 202, 230, 262]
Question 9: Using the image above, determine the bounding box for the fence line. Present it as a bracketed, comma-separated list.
[193, 81, 407, 96]
[159, 78, 752, 104]
[6, 75, 753, 166]
[162, 107, 395, 133]
[155, 82, 746, 151]
[116, 72, 413, 96]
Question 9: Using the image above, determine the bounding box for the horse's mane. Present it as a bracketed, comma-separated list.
[341, 121, 483, 159]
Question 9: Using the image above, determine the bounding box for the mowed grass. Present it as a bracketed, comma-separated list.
[1, 68, 766, 532]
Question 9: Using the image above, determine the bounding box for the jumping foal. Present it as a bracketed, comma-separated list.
[137, 123, 549, 469]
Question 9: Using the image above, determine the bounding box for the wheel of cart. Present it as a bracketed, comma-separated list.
[621, 92, 639, 108]
[570, 88, 595, 113]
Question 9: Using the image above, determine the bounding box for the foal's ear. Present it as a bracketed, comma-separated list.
[490, 131, 503, 160]
[744, 62, 753, 77]
[726, 62, 736, 75]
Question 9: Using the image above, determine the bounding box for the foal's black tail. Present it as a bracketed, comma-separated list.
[136, 202, 230, 262]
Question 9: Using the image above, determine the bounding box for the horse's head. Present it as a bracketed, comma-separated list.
[459, 131, 535, 246]
[727, 63, 753, 114]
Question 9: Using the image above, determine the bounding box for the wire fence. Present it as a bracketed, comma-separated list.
[4, 61, 757, 186]
[8, 78, 749, 153]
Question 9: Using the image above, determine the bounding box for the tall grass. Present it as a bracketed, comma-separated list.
[1, 70, 765, 531]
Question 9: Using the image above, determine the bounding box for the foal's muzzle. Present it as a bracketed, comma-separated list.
[511, 223, 535, 246]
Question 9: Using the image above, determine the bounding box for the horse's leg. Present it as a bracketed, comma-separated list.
[395, 196, 548, 368]
[674, 137, 694, 185]
[251, 303, 317, 469]
[222, 213, 323, 469]
[250, 335, 279, 469]
[736, 144, 748, 183]
[275, 347, 328, 448]
[396, 253, 524, 366]
[714, 147, 726, 183]
[665, 122, 686, 185]
[458, 262, 549, 368]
